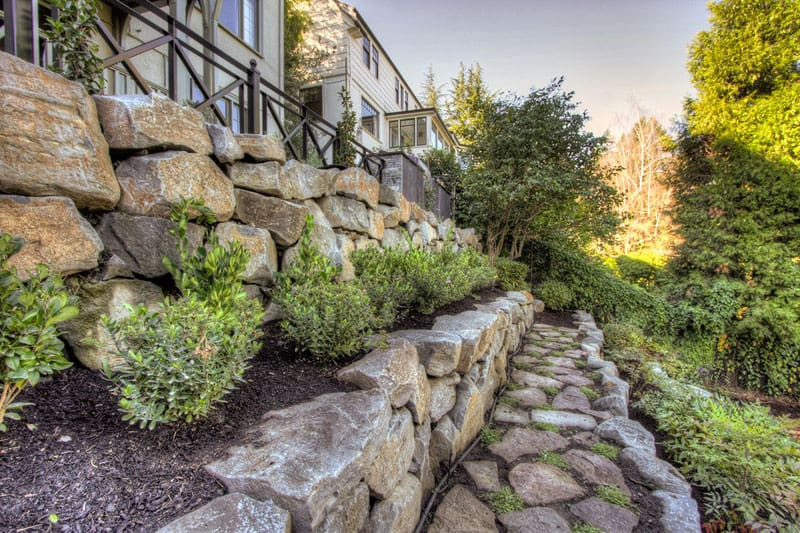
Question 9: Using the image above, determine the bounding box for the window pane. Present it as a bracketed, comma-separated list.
[389, 120, 399, 147]
[404, 91, 408, 111]
[242, 0, 257, 47]
[231, 102, 241, 133]
[372, 46, 379, 77]
[395, 78, 400, 104]
[416, 117, 427, 145]
[399, 119, 414, 147]
[219, 0, 239, 35]
[361, 99, 377, 138]
[362, 37, 370, 67]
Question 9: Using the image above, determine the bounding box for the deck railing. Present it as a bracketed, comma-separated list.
[0, 0, 384, 177]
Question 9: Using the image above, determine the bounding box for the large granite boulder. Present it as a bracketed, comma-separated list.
[595, 417, 656, 456]
[205, 389, 391, 532]
[449, 377, 486, 456]
[234, 189, 310, 247]
[0, 195, 103, 279]
[368, 474, 421, 533]
[432, 311, 501, 373]
[336, 338, 421, 408]
[0, 52, 119, 210]
[429, 372, 460, 423]
[94, 93, 212, 154]
[428, 485, 497, 533]
[365, 409, 415, 499]
[156, 493, 290, 533]
[281, 201, 348, 274]
[230, 161, 286, 197]
[115, 151, 235, 221]
[234, 134, 287, 164]
[389, 330, 462, 377]
[95, 212, 204, 278]
[317, 483, 369, 533]
[215, 222, 278, 284]
[332, 168, 380, 209]
[61, 279, 164, 370]
[283, 160, 332, 200]
[318, 195, 384, 240]
[205, 123, 244, 164]
[381, 227, 410, 251]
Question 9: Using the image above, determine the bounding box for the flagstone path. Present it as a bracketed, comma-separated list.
[425, 312, 700, 533]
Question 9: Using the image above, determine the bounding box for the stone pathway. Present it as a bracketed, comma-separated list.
[427, 312, 700, 533]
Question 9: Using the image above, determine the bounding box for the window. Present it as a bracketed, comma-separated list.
[361, 98, 378, 139]
[361, 36, 379, 78]
[389, 116, 427, 148]
[220, 0, 258, 49]
[301, 86, 323, 116]
[395, 78, 400, 104]
[403, 90, 409, 111]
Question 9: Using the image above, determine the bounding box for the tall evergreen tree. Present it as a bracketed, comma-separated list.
[420, 65, 443, 110]
[445, 63, 493, 147]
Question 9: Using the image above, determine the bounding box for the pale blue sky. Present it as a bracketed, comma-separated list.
[347, 0, 710, 135]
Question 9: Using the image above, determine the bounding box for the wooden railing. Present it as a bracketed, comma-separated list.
[0, 0, 384, 177]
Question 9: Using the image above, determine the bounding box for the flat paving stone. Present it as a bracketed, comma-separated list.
[552, 386, 591, 411]
[544, 356, 577, 368]
[563, 349, 586, 359]
[428, 484, 497, 533]
[511, 370, 565, 389]
[512, 355, 539, 365]
[495, 404, 530, 425]
[522, 344, 550, 355]
[578, 408, 613, 421]
[509, 463, 585, 505]
[555, 373, 594, 387]
[619, 447, 692, 495]
[498, 507, 571, 533]
[530, 410, 598, 431]
[463, 460, 501, 492]
[504, 387, 547, 407]
[563, 449, 630, 496]
[488, 427, 569, 463]
[570, 497, 639, 533]
[595, 417, 656, 455]
[570, 431, 600, 448]
[536, 365, 574, 375]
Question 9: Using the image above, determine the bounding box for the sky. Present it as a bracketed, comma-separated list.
[346, 0, 710, 136]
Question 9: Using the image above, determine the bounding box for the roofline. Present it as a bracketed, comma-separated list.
[385, 107, 460, 148]
[334, 1, 422, 109]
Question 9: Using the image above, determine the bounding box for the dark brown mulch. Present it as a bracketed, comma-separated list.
[536, 308, 578, 329]
[0, 286, 505, 532]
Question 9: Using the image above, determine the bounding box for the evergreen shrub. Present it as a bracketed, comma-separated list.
[533, 280, 573, 311]
[494, 257, 529, 291]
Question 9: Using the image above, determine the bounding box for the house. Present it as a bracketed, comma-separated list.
[300, 0, 458, 156]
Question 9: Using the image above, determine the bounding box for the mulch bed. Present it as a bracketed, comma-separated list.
[0, 286, 505, 532]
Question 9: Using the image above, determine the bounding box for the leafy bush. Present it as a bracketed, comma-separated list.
[0, 234, 78, 431]
[273, 217, 375, 361]
[637, 372, 800, 529]
[350, 244, 416, 328]
[534, 280, 573, 311]
[615, 255, 662, 288]
[495, 257, 529, 290]
[44, 0, 105, 94]
[104, 200, 263, 428]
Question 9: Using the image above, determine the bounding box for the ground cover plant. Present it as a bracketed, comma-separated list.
[0, 234, 78, 431]
[103, 199, 264, 428]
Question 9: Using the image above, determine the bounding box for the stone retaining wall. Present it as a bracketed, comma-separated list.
[157, 291, 542, 532]
[0, 52, 480, 371]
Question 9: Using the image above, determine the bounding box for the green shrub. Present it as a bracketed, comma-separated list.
[44, 0, 105, 94]
[350, 245, 415, 328]
[615, 254, 661, 288]
[603, 321, 646, 352]
[104, 200, 263, 429]
[534, 280, 573, 310]
[273, 217, 375, 361]
[0, 234, 78, 431]
[495, 257, 529, 290]
[637, 373, 800, 528]
[487, 487, 524, 513]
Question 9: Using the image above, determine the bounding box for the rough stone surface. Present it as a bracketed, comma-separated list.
[428, 485, 497, 533]
[95, 212, 204, 278]
[563, 449, 630, 495]
[390, 330, 462, 377]
[554, 373, 594, 387]
[206, 123, 244, 164]
[498, 507, 571, 533]
[494, 404, 530, 425]
[156, 493, 290, 533]
[569, 497, 639, 533]
[433, 311, 500, 373]
[652, 490, 702, 533]
[234, 134, 286, 163]
[595, 417, 656, 456]
[317, 482, 369, 533]
[318, 195, 384, 240]
[463, 461, 501, 492]
[283, 160, 331, 200]
[530, 410, 597, 431]
[282, 204, 348, 274]
[368, 474, 421, 533]
[94, 93, 212, 154]
[366, 409, 415, 499]
[600, 374, 630, 400]
[381, 227, 410, 251]
[234, 189, 310, 247]
[61, 279, 163, 370]
[552, 386, 592, 411]
[449, 377, 485, 455]
[336, 338, 420, 408]
[230, 161, 286, 197]
[511, 370, 565, 390]
[619, 447, 692, 495]
[594, 395, 629, 418]
[204, 389, 391, 532]
[429, 415, 459, 468]
[375, 204, 401, 228]
[509, 463, 584, 505]
[429, 373, 460, 422]
[504, 387, 548, 407]
[0, 52, 119, 210]
[333, 167, 380, 209]
[488, 427, 569, 463]
[0, 195, 103, 279]
[407, 363, 431, 424]
[116, 151, 235, 221]
[215, 222, 278, 284]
